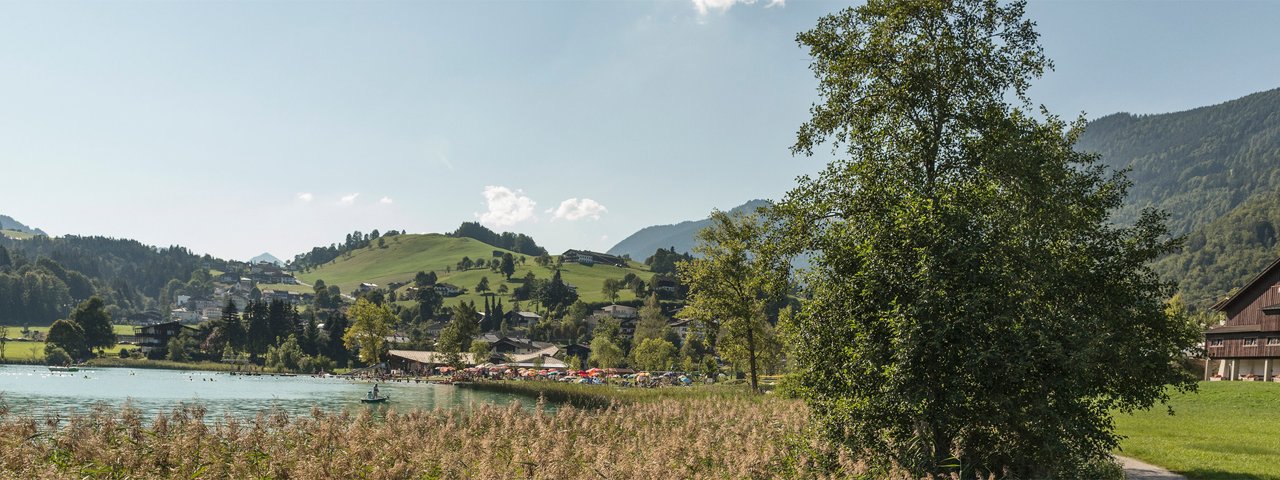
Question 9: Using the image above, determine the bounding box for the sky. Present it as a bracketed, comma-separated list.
[2, 0, 1279, 262]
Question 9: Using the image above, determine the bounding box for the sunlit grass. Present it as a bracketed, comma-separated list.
[1114, 381, 1280, 480]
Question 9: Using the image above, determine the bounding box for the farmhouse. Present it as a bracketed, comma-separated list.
[561, 249, 627, 267]
[434, 283, 463, 297]
[136, 321, 198, 355]
[1206, 256, 1280, 381]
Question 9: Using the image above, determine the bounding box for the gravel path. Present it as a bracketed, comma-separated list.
[1117, 456, 1187, 480]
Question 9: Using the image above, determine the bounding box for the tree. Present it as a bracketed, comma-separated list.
[469, 340, 492, 365]
[601, 279, 621, 303]
[266, 335, 306, 372]
[220, 299, 246, 351]
[632, 294, 669, 345]
[72, 297, 115, 352]
[343, 298, 395, 366]
[497, 284, 509, 296]
[588, 335, 623, 368]
[476, 276, 490, 295]
[632, 337, 676, 372]
[0, 325, 7, 360]
[678, 212, 784, 394]
[44, 345, 71, 366]
[500, 253, 516, 280]
[773, 1, 1198, 477]
[47, 319, 88, 360]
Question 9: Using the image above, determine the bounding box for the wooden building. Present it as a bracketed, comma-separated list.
[1206, 256, 1280, 381]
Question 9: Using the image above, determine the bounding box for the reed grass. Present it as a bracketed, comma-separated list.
[0, 396, 866, 479]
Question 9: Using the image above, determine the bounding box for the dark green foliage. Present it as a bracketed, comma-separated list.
[44, 346, 71, 366]
[448, 222, 548, 257]
[72, 297, 115, 351]
[47, 319, 88, 360]
[643, 247, 692, 275]
[0, 234, 210, 317]
[778, 0, 1197, 477]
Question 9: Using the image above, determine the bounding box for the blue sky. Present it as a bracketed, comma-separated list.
[2, 0, 1279, 261]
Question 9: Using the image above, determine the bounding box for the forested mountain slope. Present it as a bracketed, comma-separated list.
[1077, 87, 1280, 307]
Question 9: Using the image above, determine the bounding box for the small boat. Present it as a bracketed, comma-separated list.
[360, 395, 389, 403]
[48, 366, 79, 373]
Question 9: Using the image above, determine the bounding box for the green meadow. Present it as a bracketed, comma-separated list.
[296, 233, 654, 309]
[1115, 381, 1280, 479]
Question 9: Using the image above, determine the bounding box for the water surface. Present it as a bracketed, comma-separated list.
[0, 364, 540, 419]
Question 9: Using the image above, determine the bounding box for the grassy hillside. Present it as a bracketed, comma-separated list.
[0, 229, 36, 240]
[297, 234, 653, 309]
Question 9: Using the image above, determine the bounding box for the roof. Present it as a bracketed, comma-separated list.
[1213, 256, 1280, 311]
[388, 350, 478, 365]
[511, 311, 541, 319]
[504, 353, 567, 369]
[1205, 324, 1264, 334]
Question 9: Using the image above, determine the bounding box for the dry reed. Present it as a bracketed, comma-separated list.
[0, 396, 866, 479]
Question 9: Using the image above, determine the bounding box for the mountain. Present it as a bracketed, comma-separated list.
[250, 252, 283, 266]
[1075, 87, 1280, 307]
[0, 214, 47, 236]
[607, 199, 772, 261]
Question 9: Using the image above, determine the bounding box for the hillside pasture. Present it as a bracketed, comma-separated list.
[298, 234, 654, 309]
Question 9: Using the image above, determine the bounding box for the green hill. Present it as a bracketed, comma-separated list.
[1076, 87, 1280, 307]
[295, 233, 653, 309]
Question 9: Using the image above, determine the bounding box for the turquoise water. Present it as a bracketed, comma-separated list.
[0, 364, 540, 419]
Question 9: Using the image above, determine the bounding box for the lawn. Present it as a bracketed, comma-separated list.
[1114, 381, 1280, 479]
[0, 341, 128, 362]
[6, 324, 139, 337]
[0, 229, 36, 240]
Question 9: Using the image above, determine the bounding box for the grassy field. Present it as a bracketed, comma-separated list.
[8, 324, 140, 337]
[1114, 381, 1280, 479]
[297, 233, 653, 309]
[0, 229, 36, 240]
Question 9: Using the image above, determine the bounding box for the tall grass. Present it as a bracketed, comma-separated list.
[457, 380, 751, 408]
[0, 396, 864, 479]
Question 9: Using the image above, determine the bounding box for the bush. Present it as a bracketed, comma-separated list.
[44, 346, 72, 366]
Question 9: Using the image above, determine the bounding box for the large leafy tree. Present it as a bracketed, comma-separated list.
[47, 319, 88, 360]
[343, 298, 395, 366]
[776, 0, 1198, 477]
[72, 297, 115, 352]
[678, 211, 787, 393]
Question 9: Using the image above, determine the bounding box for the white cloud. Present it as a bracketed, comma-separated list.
[379, 196, 394, 205]
[296, 192, 313, 202]
[477, 186, 537, 228]
[600, 234, 610, 241]
[690, 0, 782, 16]
[339, 193, 360, 206]
[550, 198, 608, 221]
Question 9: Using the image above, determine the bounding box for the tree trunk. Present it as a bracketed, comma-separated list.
[746, 325, 759, 393]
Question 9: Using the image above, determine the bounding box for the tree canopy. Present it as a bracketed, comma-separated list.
[774, 0, 1199, 477]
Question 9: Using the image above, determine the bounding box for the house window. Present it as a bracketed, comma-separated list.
[1268, 338, 1280, 346]
[1210, 339, 1224, 348]
[1244, 338, 1259, 347]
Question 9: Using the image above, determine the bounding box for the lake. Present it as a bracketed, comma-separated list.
[0, 364, 542, 419]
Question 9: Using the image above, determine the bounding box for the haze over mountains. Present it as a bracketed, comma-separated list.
[606, 199, 771, 260]
[0, 214, 45, 236]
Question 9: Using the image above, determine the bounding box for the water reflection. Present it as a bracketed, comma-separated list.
[0, 365, 542, 419]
